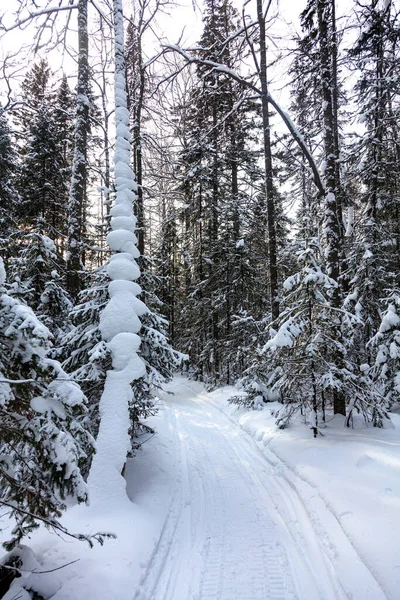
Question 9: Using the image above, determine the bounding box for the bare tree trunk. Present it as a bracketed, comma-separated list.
[317, 0, 345, 415]
[126, 19, 147, 257]
[257, 0, 279, 322]
[67, 0, 89, 298]
[133, 33, 145, 256]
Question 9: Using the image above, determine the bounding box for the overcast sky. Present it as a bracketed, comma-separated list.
[2, 0, 399, 109]
[0, 0, 306, 106]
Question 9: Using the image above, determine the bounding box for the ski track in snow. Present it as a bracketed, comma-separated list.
[135, 378, 388, 600]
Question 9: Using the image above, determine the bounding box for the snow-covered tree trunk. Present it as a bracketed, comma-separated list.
[88, 0, 146, 507]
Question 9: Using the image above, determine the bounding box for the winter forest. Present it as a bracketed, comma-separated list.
[0, 0, 399, 598]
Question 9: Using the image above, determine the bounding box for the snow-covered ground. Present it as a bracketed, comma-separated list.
[2, 375, 400, 599]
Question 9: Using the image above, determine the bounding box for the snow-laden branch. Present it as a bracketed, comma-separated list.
[164, 44, 325, 197]
[0, 377, 81, 384]
[0, 4, 79, 33]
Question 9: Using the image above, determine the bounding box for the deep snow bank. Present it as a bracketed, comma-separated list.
[0, 403, 177, 600]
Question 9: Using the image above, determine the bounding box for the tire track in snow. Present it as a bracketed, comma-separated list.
[195, 397, 346, 600]
[180, 397, 298, 600]
[135, 403, 207, 600]
[136, 383, 297, 600]
[196, 443, 295, 600]
[203, 389, 389, 600]
[136, 378, 388, 600]
[133, 406, 187, 600]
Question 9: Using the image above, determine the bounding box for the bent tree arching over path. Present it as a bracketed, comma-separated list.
[133, 377, 388, 600]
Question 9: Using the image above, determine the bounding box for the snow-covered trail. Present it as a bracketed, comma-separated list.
[134, 377, 387, 600]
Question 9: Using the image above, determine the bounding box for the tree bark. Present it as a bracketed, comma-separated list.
[257, 0, 279, 322]
[317, 0, 345, 415]
[67, 0, 89, 298]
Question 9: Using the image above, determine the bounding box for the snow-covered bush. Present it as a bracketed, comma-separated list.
[369, 292, 400, 417]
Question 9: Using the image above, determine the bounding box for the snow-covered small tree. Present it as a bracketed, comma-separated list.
[9, 224, 71, 342]
[136, 261, 184, 432]
[61, 267, 110, 475]
[0, 258, 92, 550]
[369, 292, 400, 418]
[264, 240, 374, 434]
[63, 260, 180, 473]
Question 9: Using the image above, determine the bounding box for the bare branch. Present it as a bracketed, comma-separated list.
[0, 3, 79, 33]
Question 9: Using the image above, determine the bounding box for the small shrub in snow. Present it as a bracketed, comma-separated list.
[368, 292, 400, 420]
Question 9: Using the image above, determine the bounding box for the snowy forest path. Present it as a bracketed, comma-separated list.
[134, 377, 387, 600]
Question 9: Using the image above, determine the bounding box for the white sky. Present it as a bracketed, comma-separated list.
[0, 0, 304, 96]
[2, 0, 399, 114]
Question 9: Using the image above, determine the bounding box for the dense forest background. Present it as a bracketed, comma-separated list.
[0, 0, 399, 558]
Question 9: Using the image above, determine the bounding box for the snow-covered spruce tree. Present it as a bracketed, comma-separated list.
[88, 0, 147, 505]
[175, 0, 264, 385]
[10, 62, 73, 343]
[263, 240, 376, 435]
[61, 267, 110, 459]
[344, 0, 400, 369]
[16, 61, 69, 246]
[137, 260, 183, 418]
[280, 39, 323, 245]
[0, 110, 18, 266]
[53, 75, 75, 257]
[299, 0, 347, 416]
[10, 223, 72, 342]
[155, 204, 180, 345]
[0, 258, 92, 550]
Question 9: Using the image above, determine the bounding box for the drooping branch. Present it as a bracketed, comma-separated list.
[163, 44, 325, 197]
[0, 500, 115, 548]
